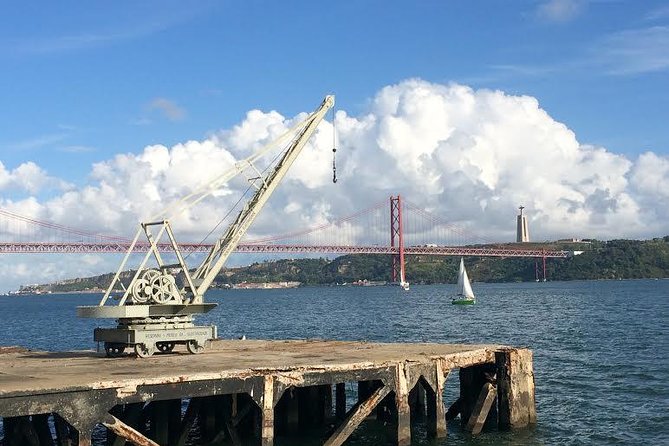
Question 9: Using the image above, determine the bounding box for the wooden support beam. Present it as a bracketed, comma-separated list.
[496, 348, 536, 429]
[458, 363, 496, 425]
[335, 383, 346, 420]
[261, 375, 275, 446]
[111, 404, 144, 446]
[224, 420, 243, 446]
[54, 413, 73, 446]
[323, 385, 391, 446]
[358, 380, 384, 421]
[150, 400, 169, 445]
[200, 396, 217, 443]
[322, 384, 333, 420]
[357, 381, 370, 404]
[395, 363, 411, 446]
[231, 399, 253, 428]
[465, 382, 497, 435]
[175, 398, 202, 446]
[297, 386, 314, 428]
[232, 393, 238, 418]
[426, 362, 448, 438]
[205, 429, 228, 446]
[285, 387, 299, 435]
[33, 414, 54, 445]
[167, 399, 182, 446]
[102, 414, 159, 446]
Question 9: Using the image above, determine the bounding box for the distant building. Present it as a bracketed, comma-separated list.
[516, 206, 529, 243]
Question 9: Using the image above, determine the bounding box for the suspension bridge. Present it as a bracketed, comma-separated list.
[0, 195, 570, 282]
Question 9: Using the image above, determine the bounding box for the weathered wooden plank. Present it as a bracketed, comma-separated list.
[230, 399, 253, 428]
[437, 364, 448, 436]
[466, 382, 497, 435]
[102, 414, 159, 446]
[261, 375, 275, 446]
[175, 398, 201, 446]
[323, 385, 391, 446]
[111, 404, 144, 446]
[335, 383, 346, 420]
[394, 363, 411, 446]
[225, 420, 243, 446]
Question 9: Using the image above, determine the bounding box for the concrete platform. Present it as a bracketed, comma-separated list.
[0, 340, 536, 446]
[0, 340, 497, 397]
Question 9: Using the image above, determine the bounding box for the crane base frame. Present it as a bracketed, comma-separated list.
[94, 324, 217, 358]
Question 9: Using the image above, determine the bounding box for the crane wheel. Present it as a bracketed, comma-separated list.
[156, 342, 175, 353]
[104, 342, 126, 357]
[186, 340, 205, 354]
[134, 343, 154, 358]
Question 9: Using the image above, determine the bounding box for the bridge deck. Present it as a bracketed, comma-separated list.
[0, 241, 571, 257]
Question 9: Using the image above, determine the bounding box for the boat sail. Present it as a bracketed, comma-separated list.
[452, 258, 475, 305]
[400, 269, 410, 291]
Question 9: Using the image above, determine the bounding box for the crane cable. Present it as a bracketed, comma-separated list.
[331, 105, 338, 183]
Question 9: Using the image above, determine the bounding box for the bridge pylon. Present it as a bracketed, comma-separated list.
[390, 195, 407, 288]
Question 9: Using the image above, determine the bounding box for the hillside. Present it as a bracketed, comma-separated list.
[17, 237, 669, 293]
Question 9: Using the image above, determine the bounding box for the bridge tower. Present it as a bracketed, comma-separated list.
[390, 195, 406, 286]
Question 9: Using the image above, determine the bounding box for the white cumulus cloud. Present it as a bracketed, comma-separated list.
[0, 161, 71, 194]
[0, 78, 668, 291]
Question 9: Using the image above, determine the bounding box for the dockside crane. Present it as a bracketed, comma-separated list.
[78, 95, 335, 357]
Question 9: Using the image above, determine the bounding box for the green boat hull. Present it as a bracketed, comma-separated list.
[452, 298, 475, 305]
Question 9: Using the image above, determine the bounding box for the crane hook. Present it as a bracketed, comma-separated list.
[332, 147, 337, 183]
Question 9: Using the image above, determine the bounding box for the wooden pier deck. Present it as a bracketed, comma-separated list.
[0, 340, 536, 445]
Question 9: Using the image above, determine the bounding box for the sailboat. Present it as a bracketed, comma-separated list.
[399, 270, 410, 291]
[452, 258, 475, 305]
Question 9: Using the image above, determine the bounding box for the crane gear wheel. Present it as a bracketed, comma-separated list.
[149, 274, 178, 304]
[141, 269, 161, 282]
[131, 279, 151, 303]
[130, 270, 163, 303]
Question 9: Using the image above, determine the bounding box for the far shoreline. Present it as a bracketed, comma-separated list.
[3, 277, 668, 298]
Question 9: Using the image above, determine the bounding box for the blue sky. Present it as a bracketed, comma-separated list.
[0, 0, 668, 291]
[1, 0, 667, 183]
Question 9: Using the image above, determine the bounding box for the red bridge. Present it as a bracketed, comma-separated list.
[0, 196, 571, 282]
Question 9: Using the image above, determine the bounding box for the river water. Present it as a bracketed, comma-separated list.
[1, 280, 668, 445]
